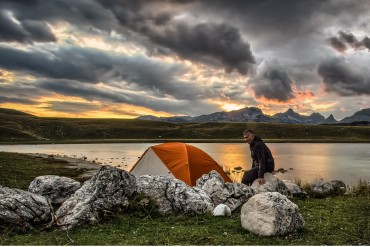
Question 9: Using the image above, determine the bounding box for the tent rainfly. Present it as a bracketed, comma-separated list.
[130, 142, 232, 186]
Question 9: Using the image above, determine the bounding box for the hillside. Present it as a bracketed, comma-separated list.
[1, 108, 370, 143]
[0, 108, 34, 116]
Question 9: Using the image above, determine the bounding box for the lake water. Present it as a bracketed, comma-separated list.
[0, 143, 369, 185]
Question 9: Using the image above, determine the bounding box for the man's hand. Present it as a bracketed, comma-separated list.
[257, 178, 265, 185]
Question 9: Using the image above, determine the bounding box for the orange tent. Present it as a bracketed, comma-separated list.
[130, 142, 231, 186]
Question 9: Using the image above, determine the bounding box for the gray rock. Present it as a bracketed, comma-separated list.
[282, 180, 308, 199]
[136, 175, 213, 215]
[196, 171, 254, 212]
[196, 170, 225, 188]
[310, 179, 346, 198]
[196, 171, 229, 206]
[212, 204, 231, 217]
[330, 180, 346, 195]
[0, 186, 52, 229]
[241, 192, 305, 236]
[251, 173, 289, 196]
[224, 182, 254, 212]
[55, 166, 136, 230]
[28, 175, 81, 205]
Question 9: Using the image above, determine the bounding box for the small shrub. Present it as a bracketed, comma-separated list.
[347, 179, 370, 197]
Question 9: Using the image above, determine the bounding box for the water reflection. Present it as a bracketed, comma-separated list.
[269, 143, 334, 183]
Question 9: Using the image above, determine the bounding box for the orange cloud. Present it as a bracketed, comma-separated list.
[0, 70, 14, 83]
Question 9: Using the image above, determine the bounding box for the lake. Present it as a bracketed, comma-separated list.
[0, 143, 369, 185]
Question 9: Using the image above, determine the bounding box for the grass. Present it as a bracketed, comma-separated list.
[0, 152, 369, 245]
[0, 152, 88, 190]
[348, 179, 370, 197]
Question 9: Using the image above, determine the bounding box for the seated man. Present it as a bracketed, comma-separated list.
[241, 129, 275, 185]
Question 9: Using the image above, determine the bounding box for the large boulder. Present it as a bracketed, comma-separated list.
[241, 192, 305, 236]
[136, 175, 213, 215]
[0, 186, 52, 229]
[196, 171, 254, 212]
[282, 180, 308, 199]
[55, 166, 136, 230]
[28, 175, 81, 205]
[310, 179, 346, 198]
[251, 173, 289, 196]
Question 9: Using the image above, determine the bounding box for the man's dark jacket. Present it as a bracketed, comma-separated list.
[249, 136, 274, 178]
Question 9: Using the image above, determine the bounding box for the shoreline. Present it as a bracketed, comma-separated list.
[26, 153, 102, 179]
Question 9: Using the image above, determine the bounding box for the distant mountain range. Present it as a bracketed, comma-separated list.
[137, 107, 370, 125]
[1, 106, 369, 125]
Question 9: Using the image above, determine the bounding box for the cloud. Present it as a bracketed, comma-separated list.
[0, 9, 56, 43]
[329, 31, 370, 52]
[37, 79, 219, 115]
[318, 57, 370, 96]
[42, 101, 102, 113]
[0, 95, 36, 104]
[148, 22, 256, 75]
[0, 0, 118, 34]
[0, 0, 256, 75]
[0, 45, 198, 98]
[97, 0, 256, 75]
[248, 60, 295, 102]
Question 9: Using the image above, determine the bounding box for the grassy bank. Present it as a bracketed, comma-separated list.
[0, 152, 369, 245]
[0, 152, 90, 190]
[2, 138, 370, 145]
[1, 112, 370, 143]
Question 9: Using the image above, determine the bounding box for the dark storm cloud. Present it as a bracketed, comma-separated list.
[97, 0, 256, 75]
[0, 9, 56, 43]
[329, 31, 370, 52]
[0, 95, 36, 104]
[0, 46, 109, 82]
[37, 79, 219, 115]
[147, 22, 256, 75]
[0, 0, 117, 33]
[249, 62, 295, 102]
[190, 0, 369, 38]
[318, 57, 370, 96]
[328, 37, 347, 53]
[0, 0, 255, 75]
[0, 45, 203, 99]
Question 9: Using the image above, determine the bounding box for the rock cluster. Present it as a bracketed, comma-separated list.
[196, 171, 254, 212]
[0, 164, 348, 236]
[310, 179, 346, 198]
[136, 175, 213, 215]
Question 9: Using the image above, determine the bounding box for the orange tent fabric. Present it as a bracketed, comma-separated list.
[130, 142, 232, 186]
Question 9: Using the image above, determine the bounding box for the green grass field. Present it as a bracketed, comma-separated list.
[0, 152, 369, 245]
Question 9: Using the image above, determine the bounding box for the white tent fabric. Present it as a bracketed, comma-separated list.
[131, 148, 175, 178]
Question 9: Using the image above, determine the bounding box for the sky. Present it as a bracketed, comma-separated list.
[0, 0, 370, 120]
